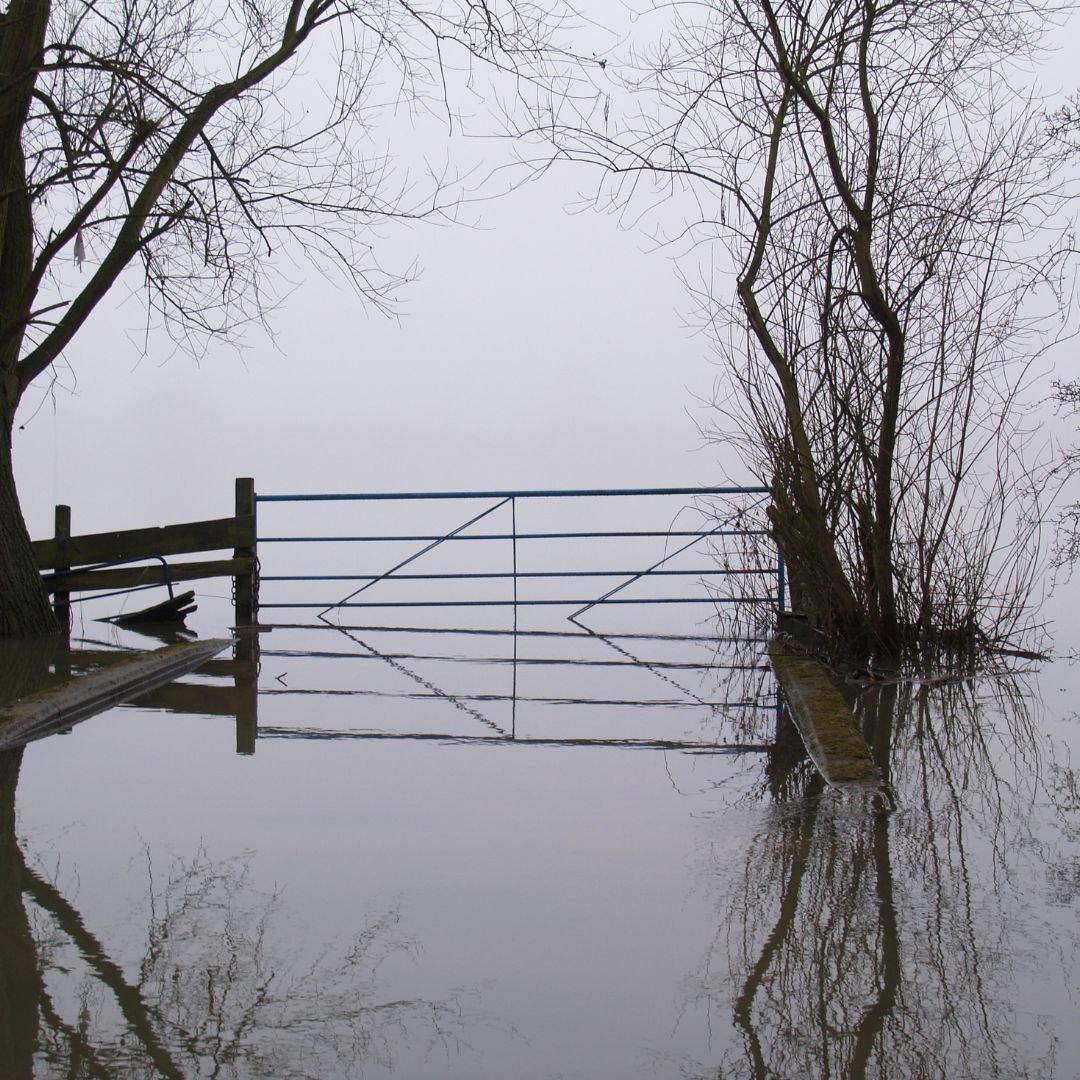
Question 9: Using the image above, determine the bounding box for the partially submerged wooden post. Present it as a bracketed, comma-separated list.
[233, 477, 257, 626]
[767, 638, 884, 797]
[53, 504, 71, 631]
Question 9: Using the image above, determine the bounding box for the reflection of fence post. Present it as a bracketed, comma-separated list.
[234, 629, 259, 755]
[234, 478, 257, 626]
[53, 504, 71, 631]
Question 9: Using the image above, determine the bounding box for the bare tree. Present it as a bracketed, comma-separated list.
[0, 0, 567, 637]
[524, 0, 1071, 663]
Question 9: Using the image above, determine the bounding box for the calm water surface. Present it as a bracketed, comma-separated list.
[1, 597, 1078, 1078]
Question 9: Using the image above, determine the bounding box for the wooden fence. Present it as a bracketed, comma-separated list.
[33, 478, 258, 627]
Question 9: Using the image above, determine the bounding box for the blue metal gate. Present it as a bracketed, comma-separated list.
[248, 485, 783, 750]
[251, 485, 783, 623]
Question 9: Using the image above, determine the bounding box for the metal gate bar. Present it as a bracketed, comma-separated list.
[256, 486, 766, 501]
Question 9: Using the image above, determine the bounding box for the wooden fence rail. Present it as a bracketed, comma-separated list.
[32, 478, 258, 626]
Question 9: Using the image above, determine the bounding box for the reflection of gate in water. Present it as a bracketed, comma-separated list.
[249, 486, 784, 750]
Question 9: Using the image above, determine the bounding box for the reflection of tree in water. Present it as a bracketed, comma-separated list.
[0, 748, 41, 1079]
[676, 679, 1079, 1079]
[1046, 754, 1080, 907]
[0, 748, 478, 1079]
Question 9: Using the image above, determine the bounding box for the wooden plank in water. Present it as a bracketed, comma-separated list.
[0, 639, 230, 750]
[767, 638, 881, 791]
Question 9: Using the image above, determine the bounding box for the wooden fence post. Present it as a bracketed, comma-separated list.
[53, 504, 71, 632]
[233, 478, 257, 626]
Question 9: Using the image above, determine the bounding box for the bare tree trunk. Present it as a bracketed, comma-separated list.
[0, 0, 55, 638]
[0, 421, 55, 638]
[768, 482, 872, 657]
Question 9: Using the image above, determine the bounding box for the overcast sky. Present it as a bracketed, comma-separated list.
[13, 143, 736, 538]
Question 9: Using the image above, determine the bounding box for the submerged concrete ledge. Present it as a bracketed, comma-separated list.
[767, 638, 881, 792]
[0, 639, 230, 751]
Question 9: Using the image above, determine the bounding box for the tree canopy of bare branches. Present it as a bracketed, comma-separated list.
[0, 0, 569, 636]
[526, 0, 1073, 663]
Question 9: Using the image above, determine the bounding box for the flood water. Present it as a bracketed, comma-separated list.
[2, 534, 1079, 1077]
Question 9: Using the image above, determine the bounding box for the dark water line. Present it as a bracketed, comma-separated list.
[257, 727, 773, 752]
[258, 687, 768, 708]
[261, 624, 769, 643]
[261, 648, 767, 672]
